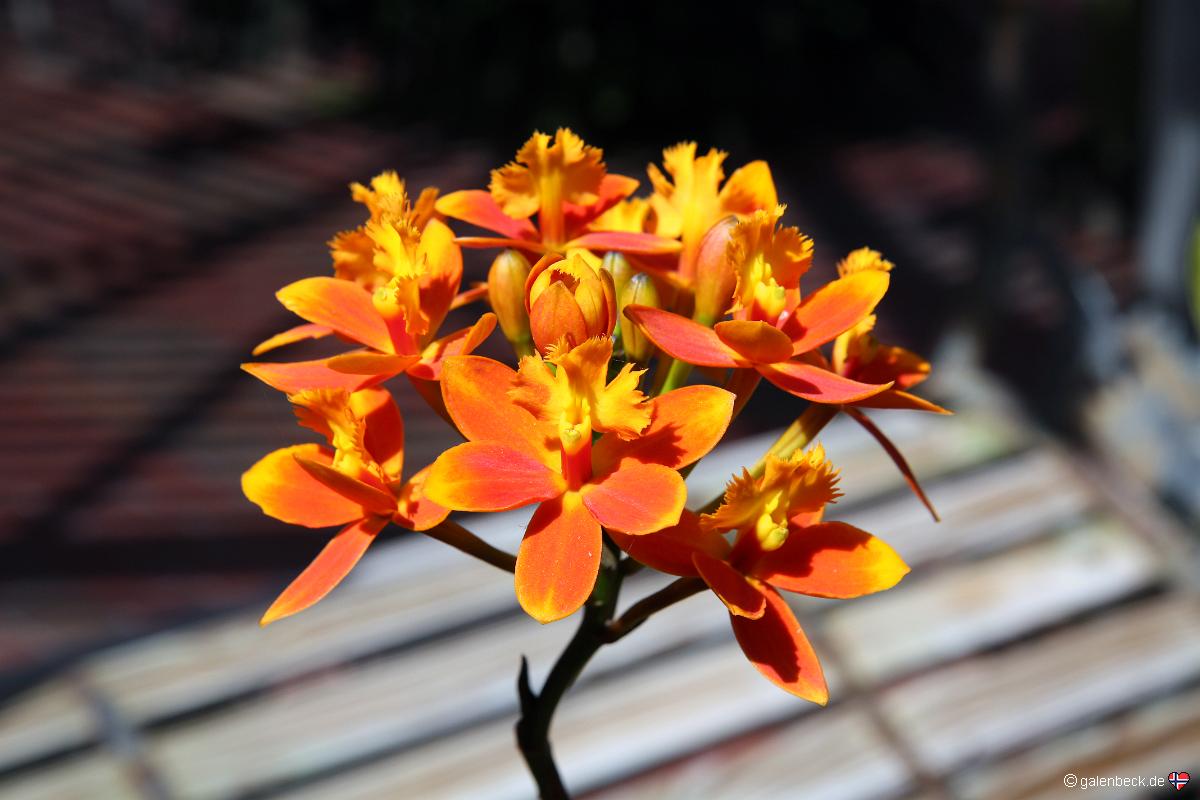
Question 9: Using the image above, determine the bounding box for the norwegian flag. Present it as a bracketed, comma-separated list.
[1168, 771, 1190, 791]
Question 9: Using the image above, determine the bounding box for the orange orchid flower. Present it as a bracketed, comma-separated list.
[423, 338, 736, 622]
[646, 142, 778, 280]
[242, 387, 449, 624]
[242, 174, 496, 395]
[625, 208, 895, 404]
[435, 129, 681, 259]
[616, 446, 909, 702]
[816, 248, 952, 520]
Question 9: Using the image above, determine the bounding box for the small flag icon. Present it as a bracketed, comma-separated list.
[1168, 772, 1190, 791]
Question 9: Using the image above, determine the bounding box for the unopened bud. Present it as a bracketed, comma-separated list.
[527, 254, 616, 355]
[619, 273, 659, 364]
[602, 252, 635, 302]
[488, 250, 532, 352]
[692, 216, 738, 326]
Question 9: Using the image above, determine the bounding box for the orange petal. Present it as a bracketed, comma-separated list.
[450, 283, 490, 310]
[408, 313, 497, 381]
[608, 510, 730, 576]
[845, 407, 940, 521]
[294, 456, 397, 517]
[624, 305, 745, 368]
[416, 218, 464, 334]
[564, 173, 640, 234]
[715, 320, 794, 364]
[455, 236, 548, 252]
[854, 389, 952, 415]
[529, 281, 589, 354]
[515, 493, 602, 623]
[251, 323, 332, 356]
[750, 521, 910, 598]
[581, 461, 685, 535]
[567, 231, 682, 256]
[693, 552, 766, 618]
[351, 387, 405, 480]
[242, 360, 381, 394]
[592, 385, 735, 474]
[731, 586, 828, 703]
[242, 445, 364, 528]
[393, 466, 450, 531]
[261, 516, 386, 625]
[276, 277, 394, 353]
[424, 442, 565, 512]
[440, 356, 558, 467]
[435, 189, 538, 241]
[718, 160, 777, 214]
[327, 351, 420, 376]
[781, 271, 890, 354]
[759, 361, 892, 404]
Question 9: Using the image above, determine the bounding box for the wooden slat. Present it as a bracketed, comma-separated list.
[879, 595, 1200, 774]
[823, 516, 1162, 683]
[273, 636, 840, 800]
[0, 753, 137, 800]
[958, 686, 1200, 800]
[0, 680, 95, 773]
[588, 705, 914, 800]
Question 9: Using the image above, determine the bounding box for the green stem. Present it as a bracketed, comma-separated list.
[656, 357, 694, 395]
[516, 538, 623, 798]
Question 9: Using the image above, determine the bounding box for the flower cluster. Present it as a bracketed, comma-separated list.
[242, 129, 947, 705]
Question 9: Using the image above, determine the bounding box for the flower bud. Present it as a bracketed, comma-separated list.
[692, 216, 738, 326]
[526, 253, 616, 354]
[602, 251, 635, 303]
[488, 249, 532, 352]
[618, 273, 659, 364]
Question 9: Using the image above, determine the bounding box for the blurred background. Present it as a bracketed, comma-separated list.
[1, 1, 1198, 798]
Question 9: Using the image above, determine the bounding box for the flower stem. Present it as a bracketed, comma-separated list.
[603, 576, 706, 642]
[516, 537, 623, 798]
[422, 519, 516, 573]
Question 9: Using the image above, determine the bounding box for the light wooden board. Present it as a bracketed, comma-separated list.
[823, 516, 1162, 683]
[0, 680, 95, 773]
[879, 594, 1200, 774]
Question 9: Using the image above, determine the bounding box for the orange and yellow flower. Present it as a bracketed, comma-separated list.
[242, 387, 448, 624]
[619, 446, 909, 702]
[423, 338, 735, 622]
[242, 173, 495, 396]
[524, 252, 617, 354]
[436, 129, 680, 259]
[625, 208, 895, 404]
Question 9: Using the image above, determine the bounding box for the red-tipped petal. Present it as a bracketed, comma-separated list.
[456, 236, 547, 252]
[327, 351, 419, 376]
[564, 173, 640, 233]
[276, 277, 394, 353]
[845, 407, 940, 521]
[294, 456, 397, 517]
[242, 445, 364, 528]
[260, 516, 386, 625]
[440, 356, 557, 466]
[252, 323, 333, 356]
[715, 320, 794, 364]
[393, 466, 450, 531]
[782, 271, 891, 354]
[450, 283, 490, 310]
[593, 385, 735, 474]
[435, 189, 539, 241]
[854, 389, 952, 415]
[581, 461, 686, 535]
[516, 493, 602, 623]
[567, 231, 682, 256]
[624, 305, 745, 368]
[242, 359, 381, 394]
[608, 510, 730, 576]
[424, 442, 565, 512]
[750, 521, 910, 598]
[760, 361, 892, 404]
[408, 313, 497, 381]
[730, 586, 828, 703]
[693, 552, 767, 618]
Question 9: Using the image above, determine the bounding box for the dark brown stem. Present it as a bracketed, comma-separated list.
[603, 577, 706, 643]
[516, 538, 623, 798]
[422, 518, 516, 572]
